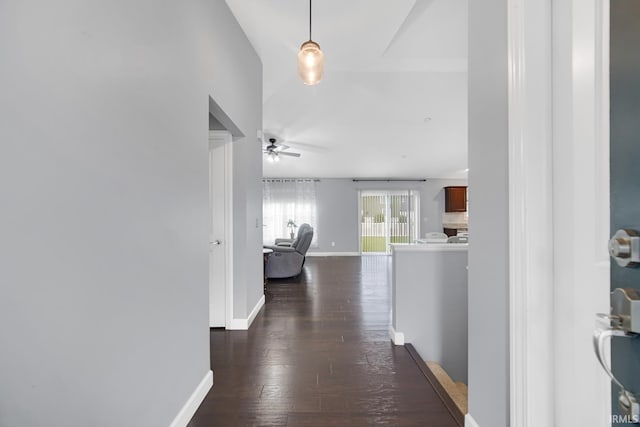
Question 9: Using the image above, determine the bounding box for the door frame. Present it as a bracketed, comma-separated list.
[506, 0, 611, 426]
[357, 190, 420, 254]
[208, 130, 235, 329]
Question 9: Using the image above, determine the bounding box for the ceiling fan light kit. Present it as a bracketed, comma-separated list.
[298, 0, 324, 85]
[267, 152, 280, 163]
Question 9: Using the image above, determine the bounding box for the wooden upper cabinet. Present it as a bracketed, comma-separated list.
[444, 186, 467, 212]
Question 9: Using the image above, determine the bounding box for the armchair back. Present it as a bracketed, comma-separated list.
[293, 226, 314, 255]
[290, 223, 311, 247]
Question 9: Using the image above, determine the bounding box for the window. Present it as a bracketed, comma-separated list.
[359, 190, 420, 254]
[263, 179, 318, 246]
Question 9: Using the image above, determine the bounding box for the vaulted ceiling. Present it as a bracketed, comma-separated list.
[226, 0, 468, 179]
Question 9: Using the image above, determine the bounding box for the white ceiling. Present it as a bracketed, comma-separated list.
[226, 0, 468, 179]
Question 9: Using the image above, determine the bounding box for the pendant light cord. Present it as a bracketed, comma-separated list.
[309, 0, 312, 41]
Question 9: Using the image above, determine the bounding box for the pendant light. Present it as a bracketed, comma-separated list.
[297, 0, 324, 85]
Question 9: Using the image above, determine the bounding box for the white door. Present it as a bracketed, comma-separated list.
[209, 131, 232, 327]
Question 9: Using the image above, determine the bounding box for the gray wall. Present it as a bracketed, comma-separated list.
[468, 0, 510, 425]
[392, 247, 468, 382]
[0, 1, 262, 426]
[209, 114, 226, 131]
[311, 178, 467, 253]
[206, 6, 264, 320]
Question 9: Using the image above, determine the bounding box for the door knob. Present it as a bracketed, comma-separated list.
[211, 240, 222, 246]
[609, 229, 640, 268]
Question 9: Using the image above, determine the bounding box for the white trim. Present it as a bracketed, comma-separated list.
[208, 130, 230, 147]
[226, 318, 247, 330]
[594, 0, 611, 266]
[306, 252, 360, 257]
[551, 0, 611, 426]
[226, 295, 265, 330]
[507, 0, 554, 426]
[247, 294, 265, 328]
[208, 131, 233, 328]
[224, 140, 234, 330]
[208, 131, 235, 331]
[465, 413, 480, 427]
[389, 325, 405, 345]
[594, 4, 612, 420]
[168, 370, 213, 427]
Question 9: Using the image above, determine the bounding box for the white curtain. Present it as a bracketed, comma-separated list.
[263, 179, 318, 246]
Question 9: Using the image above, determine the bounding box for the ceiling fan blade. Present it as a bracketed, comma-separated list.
[274, 144, 290, 152]
[284, 140, 328, 153]
[278, 152, 301, 157]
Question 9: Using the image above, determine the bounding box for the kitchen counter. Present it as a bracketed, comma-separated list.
[393, 243, 468, 252]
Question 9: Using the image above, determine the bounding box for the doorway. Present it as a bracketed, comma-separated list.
[358, 190, 420, 254]
[208, 131, 232, 328]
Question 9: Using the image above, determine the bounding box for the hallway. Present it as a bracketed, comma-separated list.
[188, 256, 457, 426]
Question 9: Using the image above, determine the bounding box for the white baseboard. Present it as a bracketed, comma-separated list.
[247, 294, 265, 327]
[169, 370, 213, 427]
[226, 295, 265, 330]
[306, 252, 360, 257]
[389, 325, 405, 345]
[227, 318, 247, 330]
[465, 413, 479, 427]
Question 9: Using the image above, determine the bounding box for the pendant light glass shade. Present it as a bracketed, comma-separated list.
[298, 0, 323, 85]
[298, 40, 324, 85]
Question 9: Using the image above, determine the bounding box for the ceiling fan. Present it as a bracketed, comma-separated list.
[263, 136, 301, 162]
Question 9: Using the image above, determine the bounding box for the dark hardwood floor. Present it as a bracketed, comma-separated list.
[188, 256, 457, 427]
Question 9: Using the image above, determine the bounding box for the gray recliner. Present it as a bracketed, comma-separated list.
[264, 226, 314, 279]
[274, 223, 311, 247]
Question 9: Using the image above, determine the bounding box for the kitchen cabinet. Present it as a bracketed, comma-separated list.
[444, 186, 467, 212]
[443, 227, 468, 237]
[443, 228, 458, 238]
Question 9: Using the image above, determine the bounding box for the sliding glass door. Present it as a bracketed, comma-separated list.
[359, 190, 420, 254]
